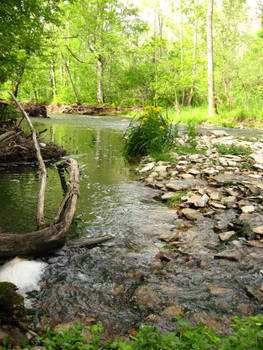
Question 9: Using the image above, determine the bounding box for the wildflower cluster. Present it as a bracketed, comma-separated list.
[123, 106, 178, 158]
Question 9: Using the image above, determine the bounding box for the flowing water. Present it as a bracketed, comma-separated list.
[0, 115, 263, 334]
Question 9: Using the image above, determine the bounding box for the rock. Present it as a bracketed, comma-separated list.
[187, 194, 209, 208]
[144, 314, 158, 322]
[188, 168, 200, 175]
[158, 231, 178, 242]
[181, 208, 204, 221]
[181, 173, 194, 179]
[139, 162, 155, 173]
[204, 168, 218, 176]
[154, 165, 168, 177]
[0, 326, 28, 346]
[161, 192, 177, 201]
[210, 201, 226, 209]
[246, 240, 263, 248]
[191, 313, 230, 334]
[112, 285, 124, 296]
[166, 179, 206, 191]
[54, 322, 92, 341]
[210, 130, 229, 137]
[250, 153, 263, 164]
[206, 283, 233, 296]
[134, 286, 162, 309]
[219, 231, 236, 241]
[253, 226, 263, 235]
[161, 305, 184, 317]
[241, 205, 255, 213]
[214, 249, 240, 261]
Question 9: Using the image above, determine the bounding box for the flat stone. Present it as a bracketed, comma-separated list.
[187, 194, 209, 208]
[188, 168, 200, 175]
[214, 249, 240, 261]
[181, 173, 194, 179]
[210, 130, 229, 137]
[219, 231, 236, 241]
[139, 162, 155, 173]
[208, 191, 222, 201]
[253, 226, 263, 235]
[210, 201, 226, 209]
[204, 168, 218, 176]
[166, 179, 206, 191]
[250, 153, 263, 164]
[161, 192, 177, 200]
[154, 165, 168, 177]
[182, 208, 204, 221]
[241, 205, 255, 213]
[161, 305, 184, 317]
[158, 231, 178, 242]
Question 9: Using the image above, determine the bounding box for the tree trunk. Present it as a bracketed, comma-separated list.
[97, 55, 104, 104]
[207, 0, 217, 116]
[51, 61, 57, 98]
[188, 3, 198, 106]
[60, 50, 80, 104]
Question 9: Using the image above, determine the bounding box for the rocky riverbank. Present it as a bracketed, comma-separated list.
[128, 127, 263, 330]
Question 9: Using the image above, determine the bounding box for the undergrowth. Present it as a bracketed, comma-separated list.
[5, 315, 263, 349]
[214, 143, 253, 156]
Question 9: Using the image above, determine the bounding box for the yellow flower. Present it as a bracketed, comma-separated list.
[144, 106, 151, 110]
[166, 120, 171, 126]
[159, 126, 164, 130]
[143, 117, 148, 121]
[141, 121, 145, 126]
[156, 107, 163, 112]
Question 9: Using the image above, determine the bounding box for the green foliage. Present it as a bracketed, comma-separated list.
[123, 107, 178, 158]
[20, 315, 263, 350]
[167, 191, 187, 207]
[214, 143, 253, 156]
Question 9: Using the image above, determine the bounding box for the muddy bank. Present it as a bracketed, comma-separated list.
[47, 103, 138, 116]
[0, 123, 66, 163]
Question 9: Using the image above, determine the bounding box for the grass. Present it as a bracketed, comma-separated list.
[214, 143, 253, 156]
[168, 191, 187, 207]
[7, 315, 263, 349]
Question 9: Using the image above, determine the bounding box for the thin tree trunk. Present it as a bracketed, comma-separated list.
[51, 61, 57, 98]
[207, 0, 217, 116]
[97, 55, 104, 104]
[60, 50, 80, 104]
[188, 3, 198, 106]
[12, 61, 27, 98]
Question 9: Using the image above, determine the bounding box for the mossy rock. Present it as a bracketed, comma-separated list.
[0, 282, 26, 324]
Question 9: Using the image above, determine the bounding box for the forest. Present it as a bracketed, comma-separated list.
[1, 0, 263, 124]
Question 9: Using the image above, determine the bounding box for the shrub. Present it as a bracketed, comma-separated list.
[123, 106, 178, 158]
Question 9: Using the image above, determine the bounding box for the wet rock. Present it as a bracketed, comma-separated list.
[214, 249, 241, 261]
[206, 283, 233, 296]
[161, 305, 184, 317]
[219, 231, 236, 241]
[134, 286, 162, 309]
[166, 179, 206, 191]
[241, 205, 255, 213]
[181, 208, 204, 221]
[112, 285, 124, 296]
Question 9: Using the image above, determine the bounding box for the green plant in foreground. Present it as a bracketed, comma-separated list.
[123, 106, 178, 158]
[5, 315, 263, 349]
[214, 143, 253, 156]
[168, 191, 187, 207]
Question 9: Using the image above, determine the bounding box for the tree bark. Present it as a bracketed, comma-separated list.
[97, 55, 104, 104]
[207, 0, 217, 116]
[188, 3, 198, 106]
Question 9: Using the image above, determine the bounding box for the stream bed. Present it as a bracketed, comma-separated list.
[1, 114, 263, 335]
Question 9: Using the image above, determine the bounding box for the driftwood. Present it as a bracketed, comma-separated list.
[0, 131, 16, 143]
[0, 158, 79, 257]
[0, 93, 79, 257]
[67, 235, 113, 248]
[8, 91, 47, 227]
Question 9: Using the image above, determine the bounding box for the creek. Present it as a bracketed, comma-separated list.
[0, 114, 263, 335]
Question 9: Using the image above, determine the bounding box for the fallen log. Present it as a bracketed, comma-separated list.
[0, 158, 79, 257]
[0, 131, 16, 143]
